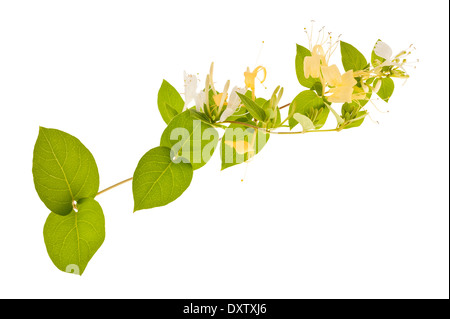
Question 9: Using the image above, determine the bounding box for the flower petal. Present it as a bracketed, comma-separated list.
[340, 70, 357, 87]
[184, 72, 198, 105]
[374, 41, 393, 60]
[304, 55, 322, 79]
[321, 64, 342, 87]
[194, 91, 206, 112]
[327, 86, 354, 103]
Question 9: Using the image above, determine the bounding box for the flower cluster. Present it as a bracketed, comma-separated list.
[183, 63, 270, 123]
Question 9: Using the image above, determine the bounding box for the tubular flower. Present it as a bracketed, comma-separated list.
[321, 64, 357, 103]
[244, 66, 266, 100]
[183, 72, 198, 110]
[219, 86, 246, 122]
[214, 80, 230, 116]
[304, 44, 327, 78]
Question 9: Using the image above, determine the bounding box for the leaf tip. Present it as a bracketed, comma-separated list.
[38, 126, 48, 133]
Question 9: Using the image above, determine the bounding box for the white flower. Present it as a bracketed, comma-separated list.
[321, 64, 357, 103]
[219, 86, 246, 122]
[374, 41, 393, 61]
[373, 40, 416, 74]
[183, 71, 198, 110]
[194, 91, 207, 112]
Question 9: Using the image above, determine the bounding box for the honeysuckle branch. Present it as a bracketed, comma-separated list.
[31, 24, 415, 275]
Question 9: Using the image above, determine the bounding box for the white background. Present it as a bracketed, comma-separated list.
[0, 0, 448, 299]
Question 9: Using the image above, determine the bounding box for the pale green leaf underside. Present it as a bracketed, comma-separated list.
[133, 146, 193, 212]
[293, 113, 315, 131]
[160, 110, 219, 170]
[32, 127, 100, 216]
[43, 198, 105, 276]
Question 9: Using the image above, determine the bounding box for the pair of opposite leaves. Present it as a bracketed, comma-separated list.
[33, 112, 260, 274]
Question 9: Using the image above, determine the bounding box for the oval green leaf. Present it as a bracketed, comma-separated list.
[160, 110, 219, 170]
[288, 90, 329, 130]
[133, 146, 193, 212]
[32, 127, 100, 216]
[374, 77, 395, 102]
[158, 80, 185, 124]
[340, 41, 368, 72]
[43, 198, 105, 276]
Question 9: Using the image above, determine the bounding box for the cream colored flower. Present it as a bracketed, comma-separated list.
[321, 65, 357, 103]
[304, 45, 327, 79]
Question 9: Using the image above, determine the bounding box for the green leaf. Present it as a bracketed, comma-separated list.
[255, 97, 268, 107]
[32, 127, 100, 216]
[355, 84, 372, 107]
[223, 107, 252, 122]
[310, 81, 323, 96]
[371, 39, 386, 67]
[160, 110, 219, 170]
[288, 90, 329, 130]
[188, 108, 212, 124]
[43, 198, 105, 276]
[236, 93, 266, 122]
[345, 111, 368, 129]
[340, 41, 368, 72]
[374, 77, 395, 102]
[157, 80, 185, 124]
[133, 146, 193, 212]
[220, 122, 269, 170]
[293, 113, 316, 131]
[295, 44, 317, 88]
[341, 102, 367, 129]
